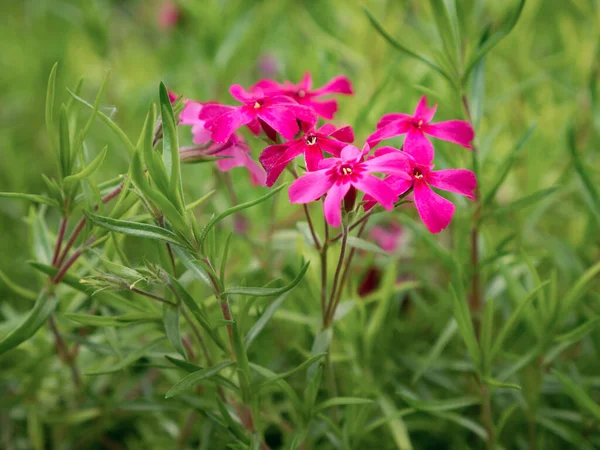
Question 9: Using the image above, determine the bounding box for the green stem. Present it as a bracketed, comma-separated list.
[324, 225, 349, 327]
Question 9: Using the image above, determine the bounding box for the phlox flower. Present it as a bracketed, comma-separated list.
[289, 144, 410, 227]
[180, 134, 266, 186]
[368, 147, 476, 234]
[253, 72, 353, 120]
[367, 96, 474, 162]
[259, 124, 355, 187]
[199, 85, 317, 143]
[180, 100, 212, 144]
[369, 223, 403, 253]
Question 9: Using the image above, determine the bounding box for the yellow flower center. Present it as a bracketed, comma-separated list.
[341, 166, 353, 175]
[254, 101, 261, 109]
[413, 168, 424, 179]
[417, 119, 423, 128]
[305, 135, 317, 145]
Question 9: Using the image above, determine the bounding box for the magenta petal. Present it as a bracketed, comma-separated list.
[229, 84, 255, 103]
[329, 125, 355, 143]
[425, 120, 474, 149]
[282, 103, 318, 126]
[324, 182, 351, 227]
[340, 145, 362, 163]
[252, 79, 282, 94]
[198, 103, 234, 121]
[403, 128, 434, 163]
[363, 152, 411, 177]
[191, 124, 212, 144]
[413, 181, 455, 234]
[216, 146, 266, 186]
[377, 113, 412, 129]
[318, 137, 345, 157]
[427, 169, 477, 200]
[373, 146, 401, 157]
[299, 72, 312, 91]
[308, 99, 338, 120]
[259, 143, 291, 170]
[258, 107, 300, 140]
[386, 176, 414, 196]
[304, 146, 323, 171]
[312, 76, 353, 96]
[208, 109, 253, 143]
[180, 101, 203, 125]
[289, 170, 333, 204]
[317, 124, 337, 136]
[353, 175, 397, 210]
[413, 96, 437, 122]
[318, 158, 338, 170]
[246, 118, 262, 135]
[367, 120, 412, 146]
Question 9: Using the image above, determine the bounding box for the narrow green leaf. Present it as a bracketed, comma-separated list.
[552, 370, 600, 421]
[480, 299, 495, 374]
[0, 270, 37, 300]
[429, 0, 460, 75]
[303, 365, 323, 414]
[58, 106, 72, 178]
[63, 146, 108, 191]
[85, 211, 185, 247]
[555, 317, 600, 344]
[489, 281, 548, 360]
[346, 235, 388, 255]
[165, 361, 234, 398]
[450, 285, 480, 368]
[398, 393, 480, 412]
[172, 247, 213, 289]
[463, 0, 526, 82]
[254, 353, 326, 392]
[412, 319, 457, 384]
[80, 70, 111, 140]
[0, 291, 58, 355]
[199, 184, 286, 249]
[363, 7, 452, 84]
[220, 232, 233, 285]
[0, 192, 60, 208]
[562, 262, 600, 313]
[159, 82, 184, 211]
[480, 186, 560, 222]
[67, 89, 135, 157]
[244, 292, 291, 349]
[86, 337, 165, 375]
[45, 62, 58, 148]
[314, 397, 374, 413]
[215, 395, 250, 443]
[164, 304, 186, 359]
[482, 377, 521, 390]
[223, 261, 309, 297]
[482, 123, 536, 207]
[378, 396, 413, 450]
[64, 312, 160, 327]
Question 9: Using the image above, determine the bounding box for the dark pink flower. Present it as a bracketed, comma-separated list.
[199, 85, 317, 144]
[367, 96, 474, 162]
[369, 223, 403, 252]
[158, 0, 180, 31]
[253, 72, 353, 120]
[259, 124, 355, 187]
[367, 147, 476, 234]
[288, 144, 410, 227]
[180, 100, 212, 144]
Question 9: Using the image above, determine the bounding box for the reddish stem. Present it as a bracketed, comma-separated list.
[52, 237, 95, 285]
[52, 217, 68, 267]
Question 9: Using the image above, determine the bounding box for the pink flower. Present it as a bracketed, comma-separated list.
[253, 72, 353, 120]
[158, 0, 180, 31]
[369, 223, 403, 252]
[199, 85, 317, 143]
[288, 144, 410, 227]
[368, 148, 476, 234]
[259, 124, 355, 187]
[180, 134, 266, 186]
[367, 96, 474, 162]
[180, 100, 212, 144]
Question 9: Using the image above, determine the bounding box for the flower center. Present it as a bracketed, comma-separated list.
[253, 101, 262, 109]
[305, 134, 317, 146]
[413, 168, 424, 179]
[340, 164, 353, 176]
[297, 89, 306, 98]
[416, 119, 424, 128]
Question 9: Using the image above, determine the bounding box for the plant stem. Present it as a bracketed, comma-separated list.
[303, 204, 322, 250]
[324, 225, 349, 327]
[320, 216, 329, 322]
[129, 286, 178, 307]
[52, 236, 96, 284]
[481, 384, 495, 450]
[48, 314, 82, 388]
[52, 217, 68, 267]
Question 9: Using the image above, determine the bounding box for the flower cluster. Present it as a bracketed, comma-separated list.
[177, 72, 476, 234]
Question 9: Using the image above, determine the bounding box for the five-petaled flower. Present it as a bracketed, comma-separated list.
[253, 73, 353, 120]
[289, 144, 411, 227]
[368, 147, 477, 233]
[259, 124, 355, 187]
[367, 96, 474, 162]
[199, 85, 317, 143]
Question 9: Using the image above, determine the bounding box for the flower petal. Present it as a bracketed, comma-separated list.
[413, 181, 455, 234]
[317, 124, 336, 135]
[281, 103, 318, 126]
[340, 145, 363, 163]
[191, 124, 212, 144]
[312, 76, 353, 96]
[329, 125, 355, 143]
[307, 99, 338, 120]
[427, 169, 477, 200]
[259, 143, 292, 170]
[367, 119, 412, 146]
[289, 170, 334, 204]
[304, 145, 324, 172]
[299, 72, 312, 91]
[323, 182, 351, 227]
[180, 101, 203, 125]
[403, 128, 434, 163]
[264, 142, 306, 187]
[377, 113, 411, 129]
[198, 103, 234, 121]
[229, 84, 255, 103]
[363, 152, 411, 177]
[207, 108, 253, 143]
[258, 107, 300, 140]
[413, 96, 437, 122]
[318, 137, 345, 157]
[424, 120, 474, 149]
[353, 175, 397, 210]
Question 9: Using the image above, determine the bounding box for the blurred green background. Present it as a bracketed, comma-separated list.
[1, 0, 599, 448]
